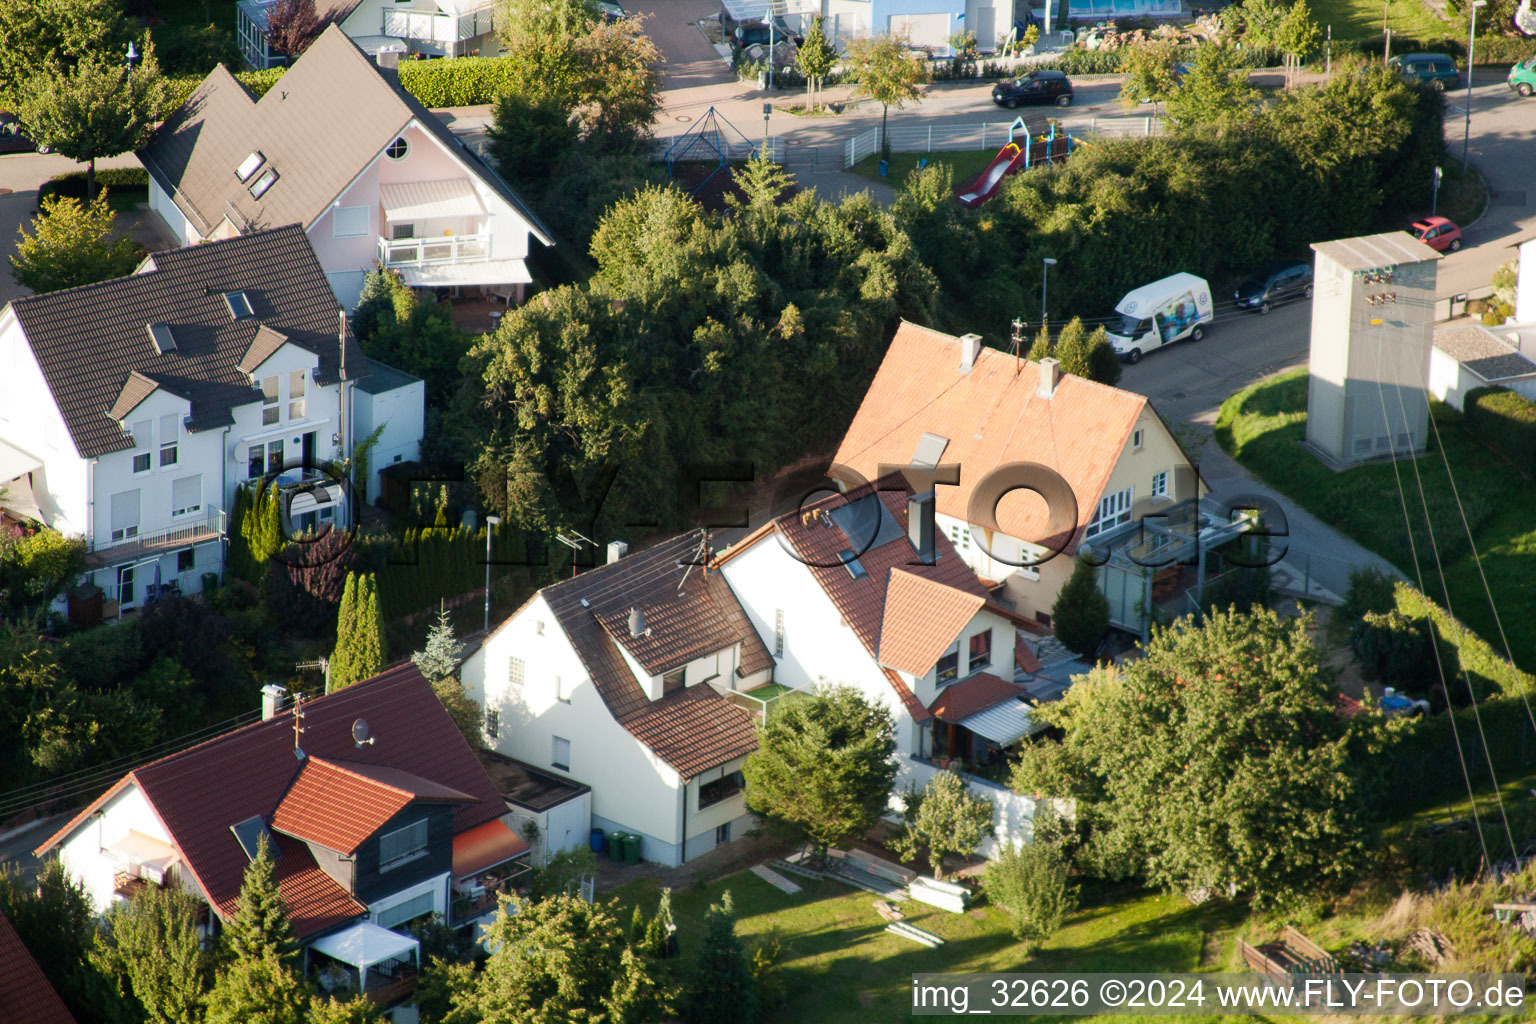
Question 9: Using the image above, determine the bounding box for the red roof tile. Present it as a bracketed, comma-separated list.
[0, 911, 76, 1024]
[271, 757, 476, 855]
[929, 672, 1028, 723]
[37, 664, 503, 939]
[878, 569, 985, 675]
[832, 321, 1149, 554]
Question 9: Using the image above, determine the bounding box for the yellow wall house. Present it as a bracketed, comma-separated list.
[833, 322, 1238, 638]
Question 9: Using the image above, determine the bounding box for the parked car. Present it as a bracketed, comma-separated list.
[1387, 53, 1460, 90]
[1234, 259, 1313, 314]
[596, 0, 626, 21]
[1509, 56, 1536, 97]
[1412, 216, 1463, 252]
[733, 17, 802, 50]
[991, 69, 1074, 108]
[0, 111, 45, 154]
[1106, 273, 1214, 363]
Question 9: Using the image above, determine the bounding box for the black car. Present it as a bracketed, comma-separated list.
[733, 17, 803, 49]
[596, 0, 626, 21]
[0, 111, 45, 154]
[1234, 259, 1313, 314]
[991, 70, 1073, 109]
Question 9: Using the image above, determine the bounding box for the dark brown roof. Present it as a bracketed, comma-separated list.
[139, 26, 551, 244]
[478, 750, 590, 813]
[542, 530, 771, 778]
[37, 664, 503, 939]
[271, 756, 476, 855]
[8, 226, 367, 459]
[929, 672, 1027, 723]
[0, 911, 76, 1024]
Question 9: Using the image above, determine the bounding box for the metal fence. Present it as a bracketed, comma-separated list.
[842, 117, 1161, 168]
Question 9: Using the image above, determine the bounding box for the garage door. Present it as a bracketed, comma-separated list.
[888, 12, 951, 53]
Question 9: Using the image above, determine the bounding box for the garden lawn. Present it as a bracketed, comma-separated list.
[1214, 369, 1536, 671]
[1307, 0, 1451, 46]
[609, 873, 1257, 1023]
[849, 149, 998, 191]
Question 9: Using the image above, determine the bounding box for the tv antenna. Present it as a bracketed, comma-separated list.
[555, 530, 595, 579]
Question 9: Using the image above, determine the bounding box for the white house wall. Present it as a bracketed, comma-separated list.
[148, 178, 202, 246]
[353, 381, 424, 503]
[1518, 238, 1536, 324]
[718, 537, 921, 753]
[0, 310, 92, 535]
[55, 785, 179, 915]
[462, 596, 697, 865]
[907, 605, 1017, 709]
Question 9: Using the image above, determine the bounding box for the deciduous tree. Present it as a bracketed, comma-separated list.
[847, 32, 929, 161]
[795, 16, 837, 110]
[9, 192, 143, 293]
[16, 46, 167, 200]
[265, 0, 323, 58]
[1164, 42, 1256, 130]
[1118, 39, 1182, 115]
[983, 822, 1078, 947]
[892, 770, 994, 878]
[742, 685, 897, 856]
[1011, 607, 1374, 906]
[0, 0, 132, 96]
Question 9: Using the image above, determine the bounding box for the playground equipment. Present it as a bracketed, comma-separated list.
[661, 106, 759, 199]
[954, 117, 1078, 207]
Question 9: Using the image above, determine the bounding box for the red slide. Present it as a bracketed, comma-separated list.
[955, 141, 1026, 208]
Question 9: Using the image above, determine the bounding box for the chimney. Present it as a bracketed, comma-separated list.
[1037, 357, 1061, 399]
[376, 47, 401, 70]
[607, 540, 629, 564]
[907, 490, 936, 564]
[628, 606, 647, 638]
[261, 683, 288, 721]
[958, 333, 983, 374]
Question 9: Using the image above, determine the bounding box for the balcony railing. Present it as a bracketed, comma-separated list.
[379, 234, 489, 268]
[87, 510, 226, 568]
[381, 5, 494, 45]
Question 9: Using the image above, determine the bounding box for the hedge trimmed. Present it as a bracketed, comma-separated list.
[160, 57, 521, 117]
[40, 167, 150, 203]
[161, 68, 287, 117]
[1391, 579, 1535, 698]
[1464, 385, 1536, 479]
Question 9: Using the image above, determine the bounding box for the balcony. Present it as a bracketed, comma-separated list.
[379, 233, 488, 268]
[381, 5, 495, 49]
[87, 510, 226, 569]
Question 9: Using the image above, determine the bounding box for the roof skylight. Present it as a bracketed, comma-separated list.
[229, 815, 281, 862]
[249, 168, 278, 199]
[147, 323, 177, 354]
[224, 291, 253, 319]
[837, 549, 867, 580]
[235, 151, 265, 182]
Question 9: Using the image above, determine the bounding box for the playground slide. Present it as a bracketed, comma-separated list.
[956, 142, 1026, 208]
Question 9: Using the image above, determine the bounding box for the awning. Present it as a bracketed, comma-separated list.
[453, 819, 530, 878]
[957, 698, 1039, 746]
[381, 179, 485, 222]
[107, 830, 179, 872]
[394, 258, 532, 289]
[309, 919, 419, 971]
[0, 440, 41, 482]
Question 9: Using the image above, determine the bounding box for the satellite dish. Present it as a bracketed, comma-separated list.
[352, 719, 374, 747]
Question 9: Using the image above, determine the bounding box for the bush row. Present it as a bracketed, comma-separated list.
[39, 168, 150, 204]
[161, 67, 286, 117]
[373, 525, 528, 619]
[1464, 385, 1536, 479]
[1339, 33, 1536, 66]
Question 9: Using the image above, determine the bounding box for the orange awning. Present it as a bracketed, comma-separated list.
[452, 819, 530, 878]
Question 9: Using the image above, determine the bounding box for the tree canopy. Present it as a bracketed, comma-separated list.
[893, 769, 995, 878]
[1011, 607, 1375, 905]
[0, 0, 132, 96]
[10, 192, 143, 294]
[846, 32, 929, 160]
[91, 886, 214, 1024]
[742, 685, 898, 855]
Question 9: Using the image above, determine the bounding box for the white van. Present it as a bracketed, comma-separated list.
[1105, 273, 1214, 364]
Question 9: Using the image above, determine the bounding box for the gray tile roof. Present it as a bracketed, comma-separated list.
[139, 26, 552, 246]
[8, 225, 369, 459]
[541, 530, 773, 778]
[1434, 324, 1536, 381]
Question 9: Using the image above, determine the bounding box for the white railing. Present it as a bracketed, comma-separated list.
[90, 510, 226, 560]
[841, 117, 1161, 168]
[378, 233, 488, 267]
[382, 5, 494, 45]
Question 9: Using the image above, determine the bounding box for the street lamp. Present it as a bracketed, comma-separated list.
[483, 515, 501, 634]
[126, 41, 138, 66]
[1463, 0, 1486, 172]
[1041, 258, 1058, 332]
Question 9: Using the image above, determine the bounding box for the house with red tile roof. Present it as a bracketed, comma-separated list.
[0, 910, 77, 1024]
[461, 530, 776, 866]
[33, 664, 529, 1000]
[833, 321, 1212, 636]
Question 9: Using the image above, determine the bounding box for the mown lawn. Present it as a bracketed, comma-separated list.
[1307, 0, 1451, 45]
[610, 872, 1260, 1023]
[1214, 369, 1536, 670]
[849, 149, 999, 192]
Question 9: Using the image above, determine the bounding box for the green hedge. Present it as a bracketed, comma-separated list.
[161, 68, 287, 117]
[1464, 385, 1536, 479]
[373, 525, 527, 619]
[40, 167, 150, 203]
[1392, 580, 1535, 699]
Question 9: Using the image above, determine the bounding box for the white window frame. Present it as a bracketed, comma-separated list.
[331, 205, 370, 239]
[170, 475, 202, 519]
[1084, 486, 1133, 539]
[1131, 428, 1144, 450]
[386, 136, 409, 161]
[288, 369, 306, 421]
[158, 414, 179, 469]
[773, 608, 784, 657]
[378, 819, 429, 872]
[1151, 470, 1169, 499]
[261, 375, 280, 426]
[555, 674, 570, 704]
[947, 523, 970, 553]
[376, 890, 434, 929]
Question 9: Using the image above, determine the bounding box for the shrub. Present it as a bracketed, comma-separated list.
[397, 56, 519, 106]
[160, 68, 286, 116]
[39, 167, 149, 204]
[1348, 610, 1436, 691]
[1463, 385, 1536, 478]
[1340, 566, 1397, 626]
[1390, 580, 1535, 698]
[983, 837, 1079, 948]
[1481, 299, 1514, 326]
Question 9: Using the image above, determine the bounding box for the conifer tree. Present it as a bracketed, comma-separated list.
[681, 891, 757, 1024]
[604, 947, 662, 1024]
[330, 572, 360, 689]
[1051, 557, 1110, 659]
[92, 886, 213, 1024]
[412, 602, 462, 684]
[353, 573, 384, 682]
[205, 834, 307, 1024]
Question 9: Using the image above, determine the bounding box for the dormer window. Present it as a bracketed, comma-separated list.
[225, 291, 253, 319]
[235, 151, 265, 182]
[249, 168, 278, 198]
[935, 645, 959, 685]
[662, 667, 685, 695]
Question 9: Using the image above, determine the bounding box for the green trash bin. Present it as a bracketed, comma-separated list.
[607, 831, 625, 862]
[201, 572, 220, 593]
[622, 833, 640, 865]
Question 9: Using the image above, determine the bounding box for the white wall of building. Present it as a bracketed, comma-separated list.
[353, 380, 425, 503]
[148, 178, 203, 246]
[503, 791, 591, 868]
[0, 309, 93, 534]
[55, 785, 179, 915]
[368, 871, 450, 927]
[1518, 238, 1536, 325]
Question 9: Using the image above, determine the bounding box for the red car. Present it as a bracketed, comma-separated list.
[1412, 216, 1463, 252]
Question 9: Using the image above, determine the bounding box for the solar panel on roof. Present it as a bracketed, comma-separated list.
[230, 815, 280, 862]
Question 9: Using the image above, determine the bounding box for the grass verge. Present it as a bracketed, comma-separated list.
[1214, 368, 1536, 670]
[1309, 0, 1451, 45]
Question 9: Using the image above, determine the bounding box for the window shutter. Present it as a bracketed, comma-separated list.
[159, 414, 178, 442]
[110, 490, 140, 532]
[172, 475, 201, 512]
[132, 420, 151, 449]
